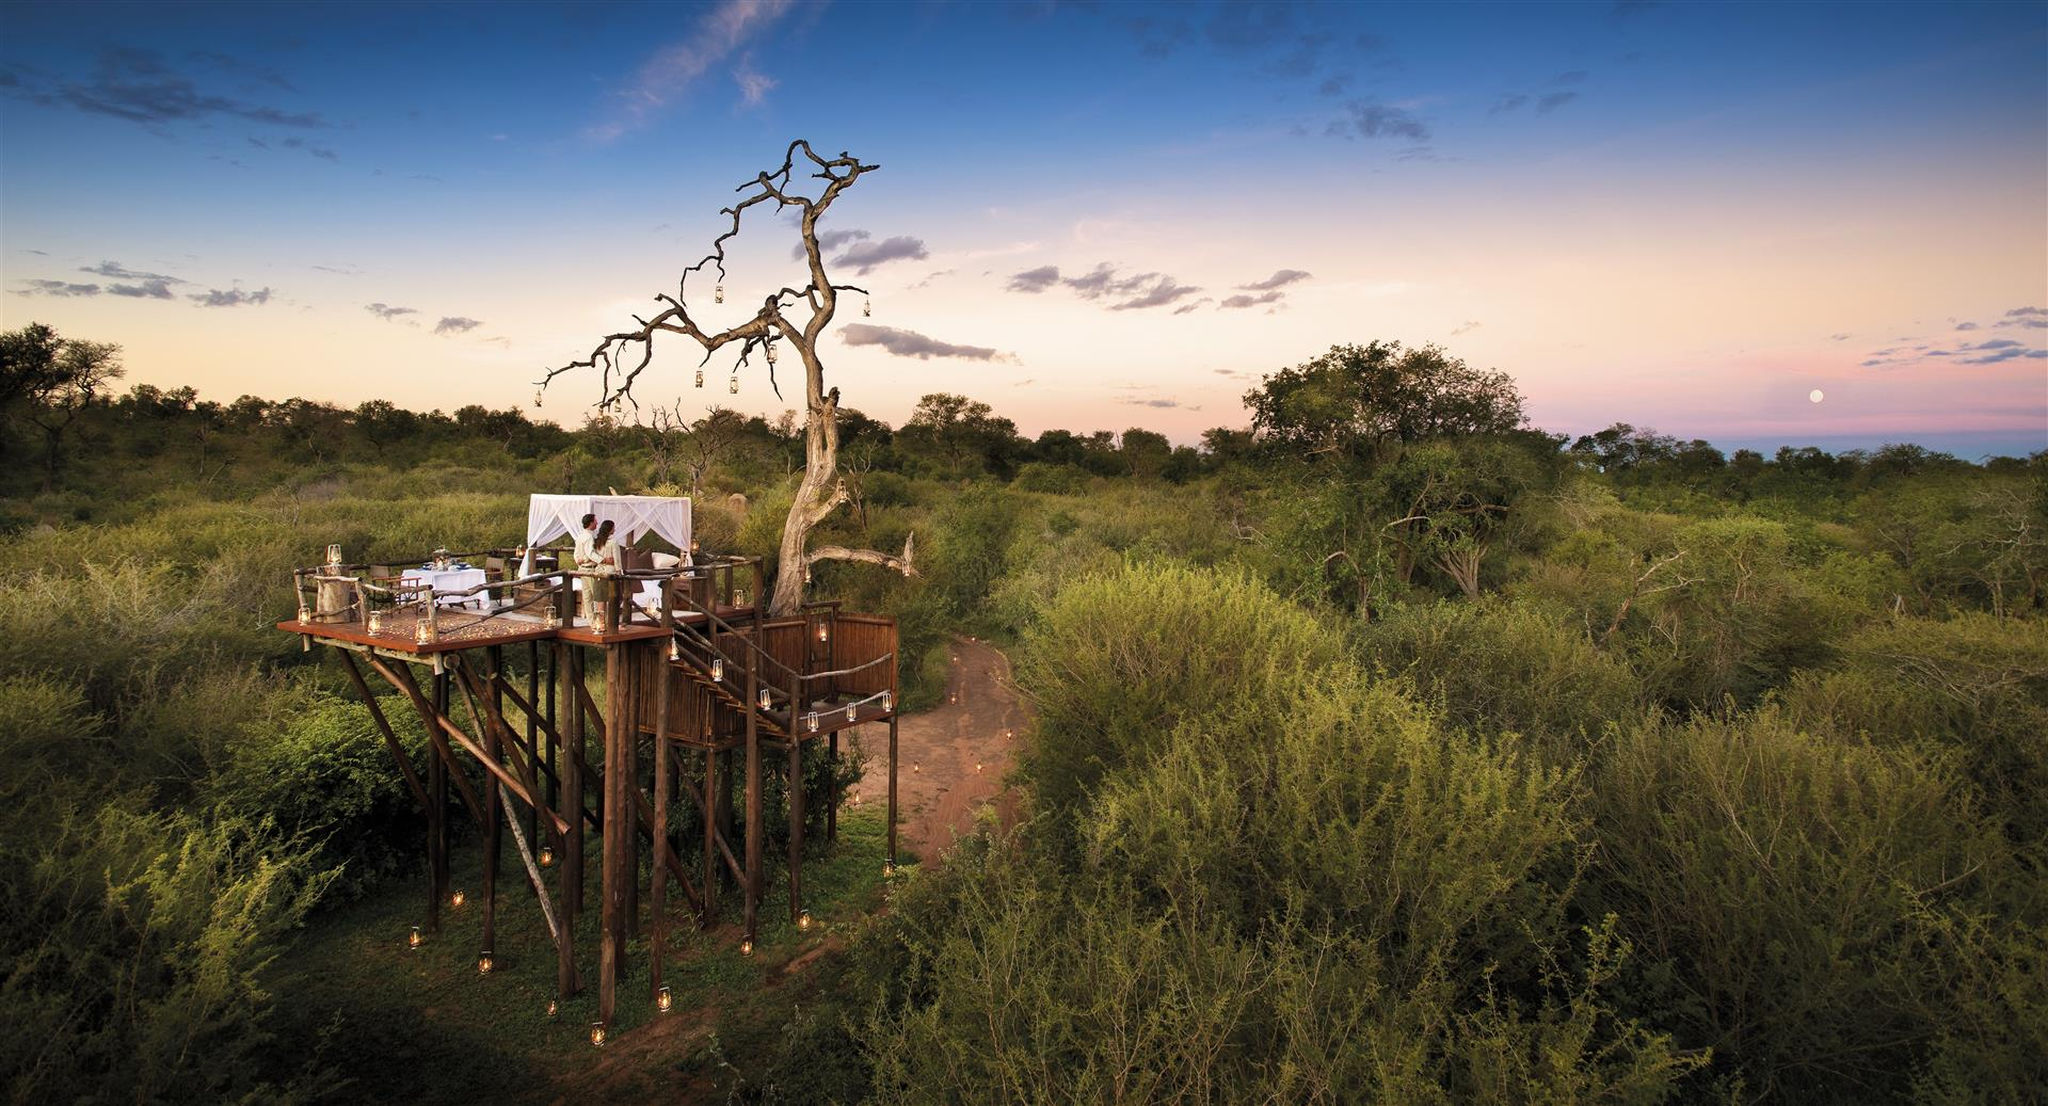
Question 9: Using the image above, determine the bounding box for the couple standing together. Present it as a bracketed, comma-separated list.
[573, 513, 618, 620]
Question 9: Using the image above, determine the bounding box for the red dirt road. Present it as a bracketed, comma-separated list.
[849, 634, 1028, 861]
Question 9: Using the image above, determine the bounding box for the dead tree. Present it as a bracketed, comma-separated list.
[540, 141, 914, 614]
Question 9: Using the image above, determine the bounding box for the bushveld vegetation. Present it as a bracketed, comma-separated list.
[2, 325, 2042, 1102]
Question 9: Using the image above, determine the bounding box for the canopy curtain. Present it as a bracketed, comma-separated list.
[520, 494, 691, 576]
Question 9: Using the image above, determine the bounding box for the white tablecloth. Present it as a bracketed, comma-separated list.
[402, 567, 488, 608]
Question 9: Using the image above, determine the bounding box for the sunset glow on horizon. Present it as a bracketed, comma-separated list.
[3, 1, 2043, 457]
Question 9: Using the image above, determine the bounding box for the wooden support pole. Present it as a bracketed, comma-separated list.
[429, 669, 450, 933]
[624, 649, 641, 943]
[598, 643, 630, 1026]
[702, 746, 718, 927]
[554, 639, 580, 999]
[828, 731, 839, 844]
[564, 645, 585, 915]
[651, 590, 674, 1000]
[368, 656, 486, 827]
[526, 640, 541, 849]
[788, 730, 804, 925]
[743, 637, 762, 944]
[482, 656, 502, 962]
[887, 712, 899, 871]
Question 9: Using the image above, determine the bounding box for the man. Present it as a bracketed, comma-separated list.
[572, 513, 601, 572]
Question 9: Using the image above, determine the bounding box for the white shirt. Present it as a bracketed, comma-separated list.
[573, 528, 600, 571]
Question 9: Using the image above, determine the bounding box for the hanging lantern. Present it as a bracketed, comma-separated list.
[694, 368, 704, 389]
[764, 338, 777, 364]
[539, 845, 554, 868]
[711, 658, 724, 682]
[798, 909, 812, 931]
[477, 951, 494, 975]
[740, 938, 754, 956]
[451, 890, 465, 908]
[727, 373, 739, 395]
[757, 688, 772, 711]
[806, 713, 819, 733]
[657, 984, 673, 1012]
[714, 283, 724, 304]
[534, 389, 544, 409]
[590, 1023, 607, 1048]
[816, 622, 829, 643]
[544, 611, 562, 629]
[408, 925, 423, 950]
[845, 702, 857, 723]
[862, 296, 872, 317]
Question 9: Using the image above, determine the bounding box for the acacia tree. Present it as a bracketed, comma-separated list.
[1, 322, 124, 487]
[540, 141, 914, 614]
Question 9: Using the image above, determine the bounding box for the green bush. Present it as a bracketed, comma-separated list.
[1580, 707, 2022, 1100]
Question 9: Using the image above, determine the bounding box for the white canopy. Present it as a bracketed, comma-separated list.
[522, 494, 690, 575]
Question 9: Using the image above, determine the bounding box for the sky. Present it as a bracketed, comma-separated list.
[2, 0, 2044, 458]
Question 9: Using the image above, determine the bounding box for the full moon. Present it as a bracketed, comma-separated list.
[1809, 389, 1825, 404]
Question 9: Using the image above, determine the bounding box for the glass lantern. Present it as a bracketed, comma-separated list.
[714, 283, 724, 304]
[711, 658, 724, 682]
[757, 688, 772, 711]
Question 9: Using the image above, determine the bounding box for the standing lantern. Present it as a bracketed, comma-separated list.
[657, 985, 673, 1013]
[539, 845, 554, 867]
[711, 657, 724, 682]
[477, 951, 494, 975]
[806, 713, 819, 733]
[408, 926, 422, 950]
[845, 702, 857, 723]
[590, 1023, 607, 1047]
[757, 687, 772, 711]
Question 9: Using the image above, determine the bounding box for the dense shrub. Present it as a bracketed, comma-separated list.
[1580, 707, 2026, 1100]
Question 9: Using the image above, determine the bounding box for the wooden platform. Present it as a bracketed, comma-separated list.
[278, 604, 759, 653]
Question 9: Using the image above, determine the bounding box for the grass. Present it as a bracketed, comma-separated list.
[266, 806, 900, 1103]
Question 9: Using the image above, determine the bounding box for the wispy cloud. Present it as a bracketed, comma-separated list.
[16, 279, 102, 297]
[589, 0, 795, 140]
[840, 323, 1014, 362]
[14, 47, 328, 129]
[365, 302, 416, 320]
[434, 316, 482, 335]
[1239, 269, 1312, 291]
[732, 53, 777, 106]
[1450, 320, 1482, 336]
[1326, 99, 1428, 142]
[81, 260, 183, 283]
[190, 286, 272, 307]
[834, 235, 928, 275]
[1003, 262, 1204, 311]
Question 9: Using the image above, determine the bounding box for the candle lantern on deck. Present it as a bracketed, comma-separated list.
[845, 702, 857, 723]
[805, 713, 819, 734]
[757, 687, 772, 711]
[668, 639, 681, 662]
[297, 604, 313, 624]
[367, 609, 385, 634]
[711, 658, 724, 682]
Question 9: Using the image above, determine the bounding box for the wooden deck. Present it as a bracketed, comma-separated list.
[278, 603, 759, 653]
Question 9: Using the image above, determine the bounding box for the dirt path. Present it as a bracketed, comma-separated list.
[849, 634, 1028, 861]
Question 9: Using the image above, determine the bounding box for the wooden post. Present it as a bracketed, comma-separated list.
[526, 639, 540, 851]
[701, 745, 718, 926]
[743, 634, 762, 944]
[887, 712, 898, 872]
[624, 648, 641, 943]
[428, 668, 450, 933]
[598, 642, 630, 1025]
[788, 731, 804, 925]
[482, 651, 502, 963]
[561, 639, 585, 917]
[651, 584, 674, 1001]
[827, 731, 839, 844]
[555, 639, 580, 999]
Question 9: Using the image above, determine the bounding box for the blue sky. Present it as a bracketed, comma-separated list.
[3, 1, 2044, 457]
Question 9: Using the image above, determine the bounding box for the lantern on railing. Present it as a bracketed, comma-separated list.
[477, 951, 494, 975]
[845, 702, 857, 723]
[668, 639, 680, 662]
[757, 688, 772, 711]
[657, 985, 673, 1013]
[711, 658, 724, 682]
[544, 610, 562, 629]
[591, 607, 610, 634]
[881, 691, 892, 713]
[733, 587, 746, 605]
[805, 713, 819, 733]
[326, 543, 344, 567]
